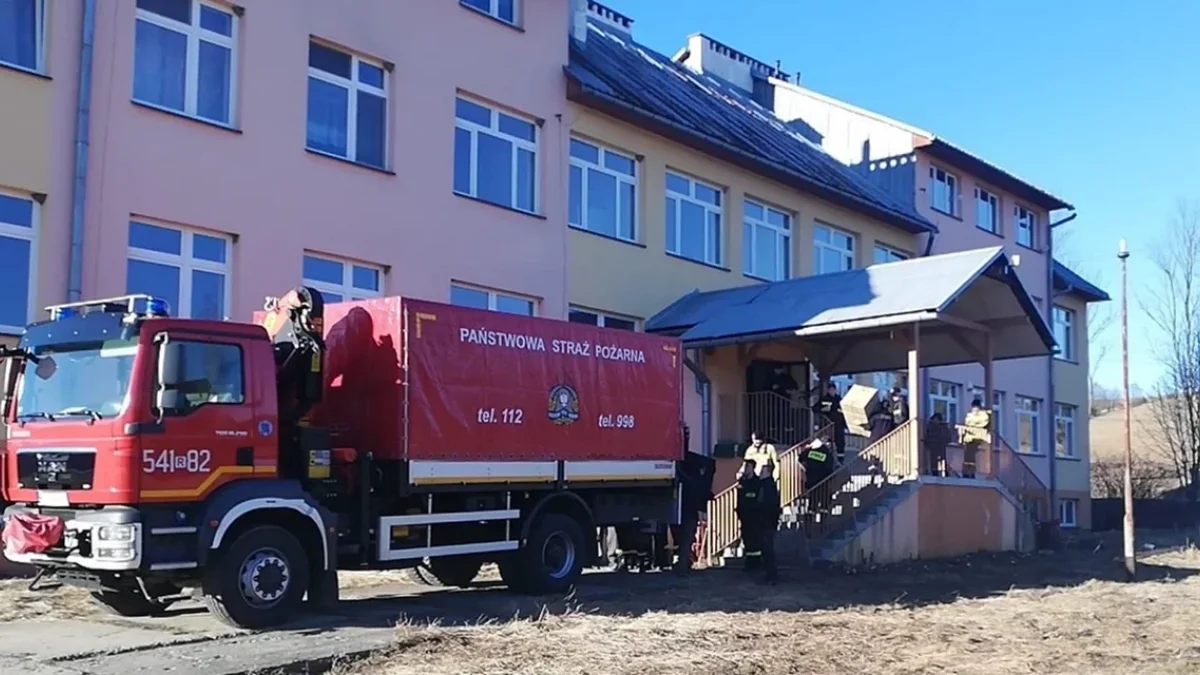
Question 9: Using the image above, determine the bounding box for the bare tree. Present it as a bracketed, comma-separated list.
[1091, 458, 1173, 499]
[1142, 200, 1200, 501]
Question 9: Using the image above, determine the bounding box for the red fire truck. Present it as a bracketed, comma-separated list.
[0, 290, 689, 628]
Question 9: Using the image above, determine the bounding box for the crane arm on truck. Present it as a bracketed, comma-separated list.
[259, 286, 326, 428]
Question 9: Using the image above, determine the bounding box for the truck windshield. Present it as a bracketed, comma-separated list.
[15, 340, 138, 421]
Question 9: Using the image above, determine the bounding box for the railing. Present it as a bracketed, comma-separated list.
[943, 425, 1049, 520]
[801, 420, 918, 542]
[703, 423, 834, 564]
[716, 391, 814, 449]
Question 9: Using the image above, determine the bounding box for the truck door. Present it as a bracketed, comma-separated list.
[140, 332, 260, 503]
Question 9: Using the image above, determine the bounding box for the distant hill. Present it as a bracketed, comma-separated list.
[1090, 402, 1184, 498]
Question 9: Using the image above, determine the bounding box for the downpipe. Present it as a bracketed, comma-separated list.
[68, 0, 98, 301]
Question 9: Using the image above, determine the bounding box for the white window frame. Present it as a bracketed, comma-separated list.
[742, 198, 792, 281]
[306, 41, 388, 166]
[302, 252, 384, 303]
[813, 222, 855, 274]
[1052, 304, 1075, 361]
[454, 95, 539, 214]
[461, 0, 519, 25]
[1059, 498, 1078, 528]
[0, 191, 38, 335]
[929, 166, 959, 216]
[975, 186, 1000, 234]
[568, 305, 640, 331]
[1055, 403, 1077, 459]
[1015, 205, 1037, 249]
[450, 282, 538, 316]
[928, 379, 961, 424]
[665, 171, 723, 266]
[127, 220, 232, 319]
[133, 0, 239, 125]
[872, 244, 908, 264]
[1014, 395, 1042, 454]
[0, 0, 46, 73]
[568, 137, 638, 242]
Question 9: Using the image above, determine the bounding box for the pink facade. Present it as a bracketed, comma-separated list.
[58, 0, 570, 322]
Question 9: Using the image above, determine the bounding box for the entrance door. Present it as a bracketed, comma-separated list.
[744, 360, 812, 446]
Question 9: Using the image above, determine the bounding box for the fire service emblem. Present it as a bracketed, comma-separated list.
[546, 384, 580, 426]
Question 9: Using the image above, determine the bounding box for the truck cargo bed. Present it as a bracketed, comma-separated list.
[309, 297, 683, 474]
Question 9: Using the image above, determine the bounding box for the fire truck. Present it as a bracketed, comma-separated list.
[0, 290, 694, 628]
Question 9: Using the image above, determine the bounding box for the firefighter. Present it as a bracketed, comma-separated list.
[755, 459, 781, 584]
[815, 382, 847, 463]
[736, 458, 763, 572]
[799, 438, 836, 513]
[743, 431, 780, 481]
[960, 399, 992, 478]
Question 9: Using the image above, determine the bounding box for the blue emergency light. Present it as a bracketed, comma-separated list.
[51, 307, 77, 321]
[146, 297, 170, 317]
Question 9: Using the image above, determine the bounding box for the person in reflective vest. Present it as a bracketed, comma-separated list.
[736, 459, 764, 572]
[743, 431, 780, 481]
[799, 438, 836, 513]
[960, 399, 992, 478]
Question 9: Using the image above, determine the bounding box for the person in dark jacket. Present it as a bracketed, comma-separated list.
[672, 450, 715, 574]
[889, 386, 910, 425]
[736, 459, 764, 572]
[868, 393, 895, 444]
[815, 382, 847, 463]
[799, 438, 836, 513]
[924, 413, 952, 477]
[755, 460, 781, 584]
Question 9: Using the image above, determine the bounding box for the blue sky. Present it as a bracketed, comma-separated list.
[599, 0, 1200, 391]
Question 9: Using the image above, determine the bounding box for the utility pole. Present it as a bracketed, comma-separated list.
[1118, 239, 1136, 580]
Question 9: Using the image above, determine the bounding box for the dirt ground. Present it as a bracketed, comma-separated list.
[328, 530, 1200, 675]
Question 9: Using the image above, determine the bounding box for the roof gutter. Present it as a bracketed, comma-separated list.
[565, 72, 937, 236]
[1044, 209, 1076, 520]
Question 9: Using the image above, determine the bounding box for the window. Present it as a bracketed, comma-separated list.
[741, 199, 791, 281]
[813, 223, 854, 274]
[1059, 498, 1078, 528]
[0, 192, 36, 334]
[0, 0, 43, 72]
[665, 172, 722, 266]
[929, 166, 959, 216]
[568, 306, 638, 331]
[450, 283, 536, 316]
[1015, 205, 1037, 248]
[1055, 403, 1077, 458]
[975, 187, 999, 234]
[871, 371, 905, 395]
[1052, 305, 1075, 360]
[569, 138, 636, 242]
[133, 0, 237, 125]
[160, 341, 245, 411]
[928, 380, 961, 424]
[126, 221, 230, 320]
[969, 387, 1006, 438]
[454, 96, 537, 213]
[461, 0, 517, 25]
[302, 253, 383, 303]
[1014, 396, 1041, 454]
[830, 374, 853, 396]
[873, 244, 907, 265]
[306, 41, 387, 169]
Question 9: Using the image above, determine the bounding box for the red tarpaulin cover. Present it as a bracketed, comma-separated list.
[2, 512, 64, 555]
[310, 297, 684, 463]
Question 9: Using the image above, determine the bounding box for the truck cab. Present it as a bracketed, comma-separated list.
[1, 294, 335, 626]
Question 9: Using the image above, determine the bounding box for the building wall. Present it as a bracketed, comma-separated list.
[76, 0, 570, 323]
[1053, 293, 1091, 528]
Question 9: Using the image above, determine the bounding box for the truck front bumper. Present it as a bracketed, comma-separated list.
[2, 505, 143, 572]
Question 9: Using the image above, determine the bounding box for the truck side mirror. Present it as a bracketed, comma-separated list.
[1, 356, 19, 420]
[154, 335, 182, 415]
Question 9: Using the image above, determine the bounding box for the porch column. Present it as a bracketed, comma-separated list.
[907, 322, 921, 472]
[983, 331, 995, 477]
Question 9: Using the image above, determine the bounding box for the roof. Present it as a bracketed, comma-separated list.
[646, 247, 1058, 374]
[767, 80, 1074, 212]
[1053, 260, 1111, 302]
[564, 25, 937, 236]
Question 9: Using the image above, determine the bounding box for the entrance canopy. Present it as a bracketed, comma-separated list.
[646, 247, 1055, 375]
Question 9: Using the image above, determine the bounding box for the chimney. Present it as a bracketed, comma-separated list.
[569, 0, 588, 42]
[675, 34, 791, 95]
[585, 1, 634, 40]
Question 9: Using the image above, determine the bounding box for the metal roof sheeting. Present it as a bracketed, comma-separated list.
[565, 25, 937, 235]
[1052, 260, 1111, 302]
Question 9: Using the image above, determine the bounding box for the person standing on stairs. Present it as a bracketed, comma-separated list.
[743, 431, 780, 481]
[924, 413, 952, 477]
[815, 382, 848, 464]
[960, 399, 992, 479]
[756, 459, 781, 584]
[736, 459, 765, 574]
[799, 438, 836, 513]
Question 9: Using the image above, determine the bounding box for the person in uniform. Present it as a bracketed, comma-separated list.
[743, 431, 780, 481]
[815, 382, 848, 463]
[960, 399, 992, 479]
[889, 386, 910, 425]
[755, 459, 781, 584]
[924, 412, 952, 477]
[799, 438, 836, 513]
[736, 459, 764, 572]
[672, 447, 715, 574]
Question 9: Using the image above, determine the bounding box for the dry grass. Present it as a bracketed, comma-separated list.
[333, 533, 1200, 675]
[0, 578, 98, 622]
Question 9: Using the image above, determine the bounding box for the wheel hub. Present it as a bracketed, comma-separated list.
[240, 550, 289, 606]
[541, 532, 576, 580]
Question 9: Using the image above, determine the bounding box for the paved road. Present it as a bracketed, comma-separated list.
[0, 571, 694, 675]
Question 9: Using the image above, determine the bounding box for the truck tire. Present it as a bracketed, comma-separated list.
[90, 589, 172, 617]
[405, 557, 482, 588]
[509, 513, 586, 595]
[201, 525, 311, 630]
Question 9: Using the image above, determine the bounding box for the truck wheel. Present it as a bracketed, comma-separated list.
[90, 589, 172, 617]
[201, 525, 310, 630]
[405, 557, 482, 588]
[512, 513, 586, 595]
